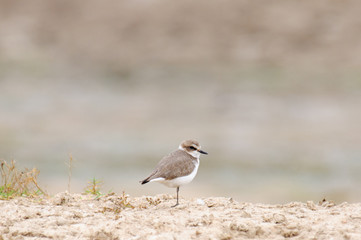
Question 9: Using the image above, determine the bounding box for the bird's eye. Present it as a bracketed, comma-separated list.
[189, 146, 197, 150]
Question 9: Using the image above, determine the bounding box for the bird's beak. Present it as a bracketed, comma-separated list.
[198, 149, 208, 155]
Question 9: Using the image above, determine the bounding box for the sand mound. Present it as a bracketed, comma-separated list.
[0, 192, 360, 239]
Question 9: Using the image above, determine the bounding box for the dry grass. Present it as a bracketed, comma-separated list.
[66, 154, 74, 193]
[146, 196, 161, 206]
[0, 160, 46, 199]
[102, 192, 134, 214]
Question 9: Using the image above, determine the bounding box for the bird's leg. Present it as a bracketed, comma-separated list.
[171, 186, 179, 207]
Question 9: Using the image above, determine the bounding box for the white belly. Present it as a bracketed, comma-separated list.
[150, 161, 199, 188]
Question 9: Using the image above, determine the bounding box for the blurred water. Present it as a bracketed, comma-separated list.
[1, 0, 361, 204]
[1, 68, 360, 203]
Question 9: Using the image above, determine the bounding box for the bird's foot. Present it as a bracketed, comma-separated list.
[171, 202, 179, 208]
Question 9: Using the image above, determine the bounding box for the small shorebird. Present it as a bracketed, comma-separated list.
[140, 139, 208, 207]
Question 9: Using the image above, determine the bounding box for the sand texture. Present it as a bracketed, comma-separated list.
[0, 192, 360, 240]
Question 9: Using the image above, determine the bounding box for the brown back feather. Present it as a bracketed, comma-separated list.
[144, 150, 197, 181]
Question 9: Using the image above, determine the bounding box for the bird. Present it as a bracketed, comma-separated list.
[140, 139, 208, 207]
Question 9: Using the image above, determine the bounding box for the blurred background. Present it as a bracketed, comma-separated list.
[1, 0, 361, 203]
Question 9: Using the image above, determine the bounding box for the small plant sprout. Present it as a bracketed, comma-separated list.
[85, 177, 103, 198]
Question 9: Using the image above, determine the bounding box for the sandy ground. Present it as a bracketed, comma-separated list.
[0, 193, 361, 240]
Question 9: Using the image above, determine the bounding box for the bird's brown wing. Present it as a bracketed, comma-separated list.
[143, 150, 197, 182]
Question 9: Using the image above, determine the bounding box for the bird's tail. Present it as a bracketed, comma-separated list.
[140, 178, 149, 185]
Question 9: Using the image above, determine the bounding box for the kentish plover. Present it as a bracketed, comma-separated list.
[140, 139, 208, 207]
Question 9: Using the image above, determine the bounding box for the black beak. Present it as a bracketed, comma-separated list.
[198, 149, 208, 155]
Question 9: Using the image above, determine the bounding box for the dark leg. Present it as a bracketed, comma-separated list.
[171, 186, 180, 207]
